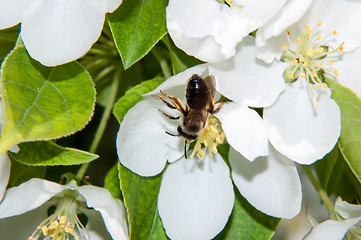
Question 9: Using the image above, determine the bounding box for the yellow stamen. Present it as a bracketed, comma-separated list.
[281, 44, 287, 50]
[304, 26, 310, 30]
[286, 29, 291, 35]
[312, 72, 317, 77]
[288, 73, 294, 79]
[317, 62, 323, 67]
[333, 30, 338, 35]
[59, 216, 67, 225]
[315, 48, 324, 54]
[197, 150, 205, 158]
[334, 69, 339, 76]
[317, 21, 322, 26]
[306, 48, 314, 57]
[340, 46, 344, 52]
[316, 36, 321, 40]
[299, 57, 305, 63]
[212, 143, 218, 154]
[296, 37, 301, 43]
[300, 74, 306, 78]
[304, 61, 309, 67]
[330, 59, 334, 64]
[292, 59, 297, 66]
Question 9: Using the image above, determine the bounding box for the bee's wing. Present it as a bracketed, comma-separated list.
[203, 75, 216, 97]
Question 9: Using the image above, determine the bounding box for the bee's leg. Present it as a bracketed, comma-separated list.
[184, 140, 188, 159]
[165, 131, 179, 137]
[212, 102, 225, 114]
[152, 94, 176, 110]
[158, 110, 180, 120]
[160, 90, 187, 115]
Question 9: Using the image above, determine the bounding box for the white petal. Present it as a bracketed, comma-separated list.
[230, 145, 302, 219]
[105, 0, 122, 13]
[0, 153, 10, 201]
[78, 185, 129, 240]
[209, 36, 285, 107]
[167, 0, 286, 63]
[305, 218, 361, 240]
[0, 178, 65, 218]
[81, 208, 113, 240]
[264, 80, 341, 164]
[21, 0, 110, 66]
[256, 0, 312, 48]
[0, 201, 51, 239]
[146, 64, 208, 96]
[336, 198, 361, 220]
[158, 154, 234, 240]
[0, 0, 33, 29]
[215, 102, 268, 161]
[299, 0, 361, 52]
[333, 48, 361, 98]
[117, 100, 183, 176]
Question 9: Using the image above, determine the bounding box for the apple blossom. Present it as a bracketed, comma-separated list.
[0, 178, 129, 240]
[0, 0, 122, 66]
[116, 65, 302, 240]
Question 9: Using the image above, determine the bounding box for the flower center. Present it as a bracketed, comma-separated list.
[28, 191, 88, 240]
[216, 0, 244, 11]
[190, 117, 225, 158]
[280, 22, 344, 107]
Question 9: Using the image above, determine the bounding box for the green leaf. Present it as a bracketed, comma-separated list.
[0, 25, 19, 63]
[104, 164, 123, 200]
[107, 0, 168, 69]
[113, 77, 164, 124]
[326, 78, 361, 184]
[8, 141, 98, 166]
[0, 43, 96, 153]
[215, 190, 279, 240]
[118, 163, 168, 240]
[8, 156, 46, 187]
[162, 35, 203, 75]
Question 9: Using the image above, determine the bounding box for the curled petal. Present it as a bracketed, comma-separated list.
[264, 81, 341, 164]
[0, 178, 66, 218]
[215, 102, 268, 161]
[158, 154, 234, 240]
[336, 197, 361, 220]
[230, 146, 302, 219]
[78, 185, 129, 240]
[305, 218, 361, 240]
[116, 100, 183, 176]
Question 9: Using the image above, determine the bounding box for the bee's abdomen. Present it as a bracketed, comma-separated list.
[186, 74, 210, 110]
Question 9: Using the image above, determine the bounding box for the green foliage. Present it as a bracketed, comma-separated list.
[104, 164, 123, 200]
[113, 77, 164, 123]
[0, 42, 96, 153]
[8, 156, 46, 187]
[326, 78, 361, 184]
[8, 141, 98, 166]
[118, 163, 168, 239]
[0, 25, 19, 63]
[108, 0, 168, 69]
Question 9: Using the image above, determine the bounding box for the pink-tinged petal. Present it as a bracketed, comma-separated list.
[264, 80, 341, 164]
[116, 100, 183, 176]
[305, 218, 361, 240]
[158, 154, 234, 240]
[333, 48, 361, 98]
[0, 153, 10, 201]
[336, 197, 361, 220]
[0, 0, 33, 29]
[0, 178, 66, 218]
[209, 36, 285, 107]
[21, 0, 110, 66]
[215, 102, 268, 161]
[230, 146, 302, 219]
[78, 185, 129, 240]
[167, 0, 286, 63]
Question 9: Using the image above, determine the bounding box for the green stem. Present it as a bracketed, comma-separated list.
[152, 46, 172, 79]
[76, 67, 122, 181]
[302, 165, 336, 219]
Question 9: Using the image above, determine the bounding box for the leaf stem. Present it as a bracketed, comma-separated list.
[302, 165, 336, 219]
[152, 46, 172, 79]
[76, 67, 122, 181]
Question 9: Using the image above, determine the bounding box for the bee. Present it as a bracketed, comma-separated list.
[154, 74, 224, 158]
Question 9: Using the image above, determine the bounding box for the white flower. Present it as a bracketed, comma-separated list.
[166, 0, 287, 63]
[305, 198, 361, 240]
[215, 13, 344, 163]
[0, 178, 129, 240]
[0, 0, 122, 66]
[116, 65, 302, 240]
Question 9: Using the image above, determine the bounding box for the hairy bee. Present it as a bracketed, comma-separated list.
[154, 74, 223, 158]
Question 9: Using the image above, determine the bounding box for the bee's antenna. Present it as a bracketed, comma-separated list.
[184, 140, 187, 159]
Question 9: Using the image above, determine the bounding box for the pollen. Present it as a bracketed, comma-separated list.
[317, 21, 322, 26]
[296, 37, 301, 43]
[304, 26, 310, 30]
[306, 48, 314, 57]
[190, 117, 225, 159]
[282, 44, 287, 50]
[334, 69, 339, 76]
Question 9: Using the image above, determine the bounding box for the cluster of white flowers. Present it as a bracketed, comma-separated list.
[116, 0, 361, 239]
[0, 0, 360, 239]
